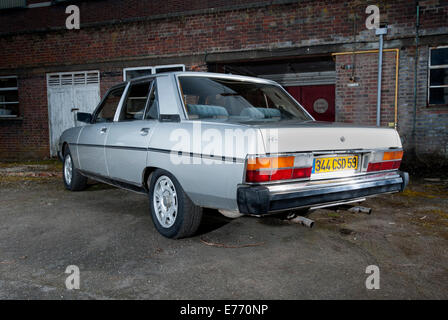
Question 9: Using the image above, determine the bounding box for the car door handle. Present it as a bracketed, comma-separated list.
[140, 128, 150, 136]
[100, 127, 107, 134]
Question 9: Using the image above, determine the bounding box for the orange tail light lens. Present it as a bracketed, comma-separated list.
[383, 151, 403, 161]
[367, 150, 403, 172]
[246, 156, 294, 171]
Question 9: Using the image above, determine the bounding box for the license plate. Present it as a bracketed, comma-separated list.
[312, 155, 359, 174]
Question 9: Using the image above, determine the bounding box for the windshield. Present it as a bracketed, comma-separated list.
[178, 76, 312, 123]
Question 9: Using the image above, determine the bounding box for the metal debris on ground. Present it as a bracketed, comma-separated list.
[200, 238, 264, 248]
[347, 206, 372, 214]
[288, 216, 315, 228]
[339, 228, 354, 235]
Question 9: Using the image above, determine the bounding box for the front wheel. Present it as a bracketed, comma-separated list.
[148, 169, 203, 239]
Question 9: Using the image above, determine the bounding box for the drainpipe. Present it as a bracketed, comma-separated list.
[412, 2, 420, 143]
[375, 27, 388, 127]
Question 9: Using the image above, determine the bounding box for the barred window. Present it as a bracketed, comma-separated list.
[428, 47, 448, 106]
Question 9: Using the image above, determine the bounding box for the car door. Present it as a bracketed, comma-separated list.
[105, 79, 159, 185]
[77, 85, 126, 177]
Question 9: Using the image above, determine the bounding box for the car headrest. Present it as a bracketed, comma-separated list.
[240, 108, 281, 119]
[187, 104, 229, 119]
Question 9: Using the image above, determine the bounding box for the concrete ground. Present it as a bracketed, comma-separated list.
[0, 161, 447, 299]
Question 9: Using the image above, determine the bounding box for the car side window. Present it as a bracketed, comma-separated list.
[119, 81, 152, 121]
[95, 87, 125, 123]
[144, 83, 159, 120]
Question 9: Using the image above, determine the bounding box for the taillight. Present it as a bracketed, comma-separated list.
[246, 154, 313, 183]
[367, 150, 403, 172]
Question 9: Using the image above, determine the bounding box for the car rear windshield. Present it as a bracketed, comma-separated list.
[178, 76, 312, 123]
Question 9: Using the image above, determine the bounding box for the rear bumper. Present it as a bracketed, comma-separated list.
[237, 171, 409, 215]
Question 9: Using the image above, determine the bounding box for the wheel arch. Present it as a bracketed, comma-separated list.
[62, 142, 70, 156]
[142, 166, 159, 192]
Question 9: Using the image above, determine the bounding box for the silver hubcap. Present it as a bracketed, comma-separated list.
[153, 175, 178, 228]
[64, 154, 73, 185]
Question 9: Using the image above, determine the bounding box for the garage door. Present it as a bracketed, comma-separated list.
[262, 71, 335, 122]
[46, 71, 100, 156]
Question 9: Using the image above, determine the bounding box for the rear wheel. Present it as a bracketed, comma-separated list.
[148, 169, 203, 239]
[63, 147, 87, 191]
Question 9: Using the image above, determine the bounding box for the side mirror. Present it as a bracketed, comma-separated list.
[77, 112, 92, 123]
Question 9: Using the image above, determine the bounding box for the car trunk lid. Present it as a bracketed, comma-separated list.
[253, 121, 401, 154]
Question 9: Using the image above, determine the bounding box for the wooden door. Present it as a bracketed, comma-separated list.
[47, 71, 100, 156]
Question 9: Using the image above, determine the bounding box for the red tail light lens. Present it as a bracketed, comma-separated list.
[292, 167, 312, 179]
[367, 160, 402, 172]
[270, 168, 293, 181]
[245, 170, 271, 183]
[367, 150, 403, 173]
[392, 160, 402, 169]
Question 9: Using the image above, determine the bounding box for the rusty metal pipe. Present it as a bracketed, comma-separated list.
[290, 215, 315, 228]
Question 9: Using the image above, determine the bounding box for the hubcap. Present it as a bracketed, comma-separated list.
[64, 154, 73, 185]
[153, 175, 178, 228]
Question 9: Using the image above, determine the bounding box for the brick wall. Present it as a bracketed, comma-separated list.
[401, 46, 448, 163]
[335, 51, 397, 127]
[0, 74, 49, 159]
[0, 0, 269, 35]
[0, 0, 447, 160]
[335, 46, 448, 166]
[1, 0, 447, 70]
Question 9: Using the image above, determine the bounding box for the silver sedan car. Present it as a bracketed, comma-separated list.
[58, 72, 408, 238]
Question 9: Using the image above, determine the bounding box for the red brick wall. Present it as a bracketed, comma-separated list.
[2, 0, 447, 37]
[397, 46, 448, 163]
[1, 0, 447, 70]
[0, 75, 50, 159]
[0, 0, 269, 35]
[335, 51, 397, 127]
[0, 0, 447, 160]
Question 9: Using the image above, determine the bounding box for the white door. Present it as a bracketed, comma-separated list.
[47, 71, 100, 156]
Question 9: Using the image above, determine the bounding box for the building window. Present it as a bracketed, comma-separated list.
[123, 64, 185, 81]
[123, 67, 153, 82]
[0, 76, 19, 118]
[429, 46, 448, 106]
[154, 64, 185, 74]
[0, 0, 26, 10]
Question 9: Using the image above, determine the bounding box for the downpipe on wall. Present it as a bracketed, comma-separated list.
[412, 2, 420, 143]
[376, 27, 388, 127]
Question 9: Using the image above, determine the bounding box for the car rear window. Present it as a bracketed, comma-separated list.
[178, 76, 312, 123]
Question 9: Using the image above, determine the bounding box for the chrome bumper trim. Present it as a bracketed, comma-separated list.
[237, 171, 408, 215]
[266, 172, 401, 195]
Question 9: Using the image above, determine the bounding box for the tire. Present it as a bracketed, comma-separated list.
[63, 147, 88, 191]
[148, 169, 203, 239]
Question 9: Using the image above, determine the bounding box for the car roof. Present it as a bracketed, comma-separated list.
[125, 71, 277, 86]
